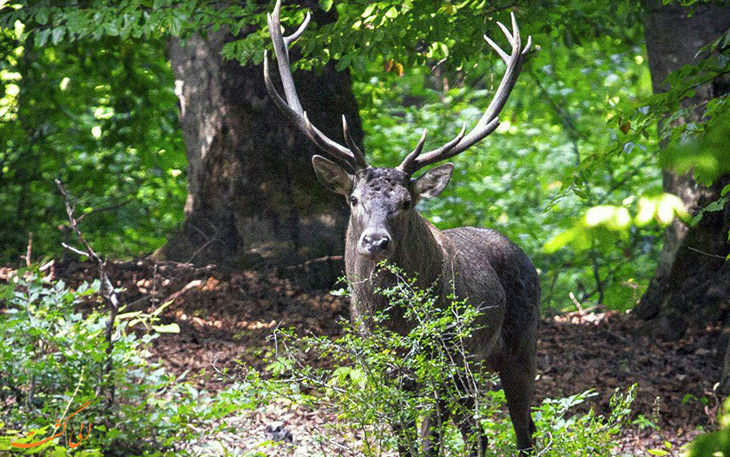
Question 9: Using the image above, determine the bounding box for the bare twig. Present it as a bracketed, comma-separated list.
[76, 199, 132, 223]
[53, 366, 85, 435]
[55, 179, 119, 409]
[535, 432, 554, 456]
[569, 291, 584, 315]
[282, 255, 344, 271]
[183, 222, 225, 265]
[164, 279, 202, 304]
[61, 242, 90, 258]
[151, 263, 159, 306]
[23, 232, 32, 267]
[687, 245, 727, 260]
[210, 353, 236, 381]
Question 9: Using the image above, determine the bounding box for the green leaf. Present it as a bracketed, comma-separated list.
[722, 183, 730, 197]
[319, 0, 333, 12]
[35, 29, 51, 47]
[36, 7, 49, 25]
[361, 3, 377, 18]
[691, 193, 730, 224]
[51, 27, 65, 44]
[152, 323, 180, 333]
[151, 300, 175, 318]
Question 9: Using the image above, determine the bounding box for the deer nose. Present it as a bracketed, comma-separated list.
[361, 233, 391, 255]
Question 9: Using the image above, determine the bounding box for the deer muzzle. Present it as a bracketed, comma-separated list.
[358, 230, 392, 259]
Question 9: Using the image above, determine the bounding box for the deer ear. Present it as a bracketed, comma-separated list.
[413, 163, 454, 199]
[312, 155, 353, 195]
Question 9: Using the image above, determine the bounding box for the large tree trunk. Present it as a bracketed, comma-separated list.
[156, 13, 361, 284]
[635, 0, 730, 383]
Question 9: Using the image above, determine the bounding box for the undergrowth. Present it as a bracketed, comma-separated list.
[0, 263, 645, 456]
[0, 265, 252, 456]
[261, 266, 637, 457]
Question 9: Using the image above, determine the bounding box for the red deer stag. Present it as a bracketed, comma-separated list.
[263, 1, 539, 455]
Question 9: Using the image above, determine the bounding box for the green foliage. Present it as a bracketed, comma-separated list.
[543, 193, 689, 253]
[661, 105, 730, 186]
[0, 264, 638, 455]
[1, 1, 644, 71]
[687, 396, 730, 457]
[0, 22, 186, 260]
[525, 386, 636, 457]
[0, 0, 726, 315]
[4, 0, 729, 454]
[353, 27, 659, 312]
[545, 22, 730, 265]
[262, 267, 635, 456]
[0, 267, 218, 456]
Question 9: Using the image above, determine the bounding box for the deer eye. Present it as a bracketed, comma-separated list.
[349, 196, 358, 206]
[402, 199, 412, 210]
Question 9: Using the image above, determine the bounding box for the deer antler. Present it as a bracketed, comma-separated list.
[263, 0, 368, 171]
[398, 12, 532, 175]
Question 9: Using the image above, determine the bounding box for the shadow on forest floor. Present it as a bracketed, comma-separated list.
[27, 259, 723, 456]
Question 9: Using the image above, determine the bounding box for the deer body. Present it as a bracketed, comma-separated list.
[262, 2, 539, 454]
[341, 167, 539, 455]
[348, 215, 540, 355]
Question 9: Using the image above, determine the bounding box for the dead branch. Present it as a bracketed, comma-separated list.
[163, 279, 202, 304]
[55, 179, 119, 408]
[23, 232, 32, 267]
[282, 255, 344, 271]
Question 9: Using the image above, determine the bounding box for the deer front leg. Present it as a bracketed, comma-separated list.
[392, 416, 418, 457]
[420, 398, 450, 457]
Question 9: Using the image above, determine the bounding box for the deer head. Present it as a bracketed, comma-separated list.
[263, 0, 531, 260]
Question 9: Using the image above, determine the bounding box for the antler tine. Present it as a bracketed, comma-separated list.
[302, 111, 334, 151]
[263, 0, 366, 170]
[397, 128, 428, 173]
[496, 21, 516, 48]
[484, 34, 509, 62]
[267, 1, 302, 113]
[401, 123, 469, 173]
[284, 11, 311, 46]
[342, 116, 368, 169]
[398, 12, 532, 175]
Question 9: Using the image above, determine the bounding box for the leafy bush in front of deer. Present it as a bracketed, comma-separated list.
[264, 266, 635, 456]
[0, 266, 245, 456]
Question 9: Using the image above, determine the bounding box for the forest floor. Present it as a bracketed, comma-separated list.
[26, 259, 726, 456]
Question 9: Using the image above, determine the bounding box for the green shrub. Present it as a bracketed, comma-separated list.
[0, 264, 639, 456]
[0, 266, 219, 456]
[264, 266, 636, 456]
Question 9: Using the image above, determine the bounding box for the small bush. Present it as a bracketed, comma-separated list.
[0, 264, 639, 456]
[0, 266, 220, 456]
[264, 266, 635, 456]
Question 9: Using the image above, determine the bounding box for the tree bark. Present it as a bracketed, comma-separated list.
[156, 15, 362, 284]
[635, 0, 730, 380]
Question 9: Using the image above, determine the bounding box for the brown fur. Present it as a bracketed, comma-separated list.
[327, 165, 540, 456]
